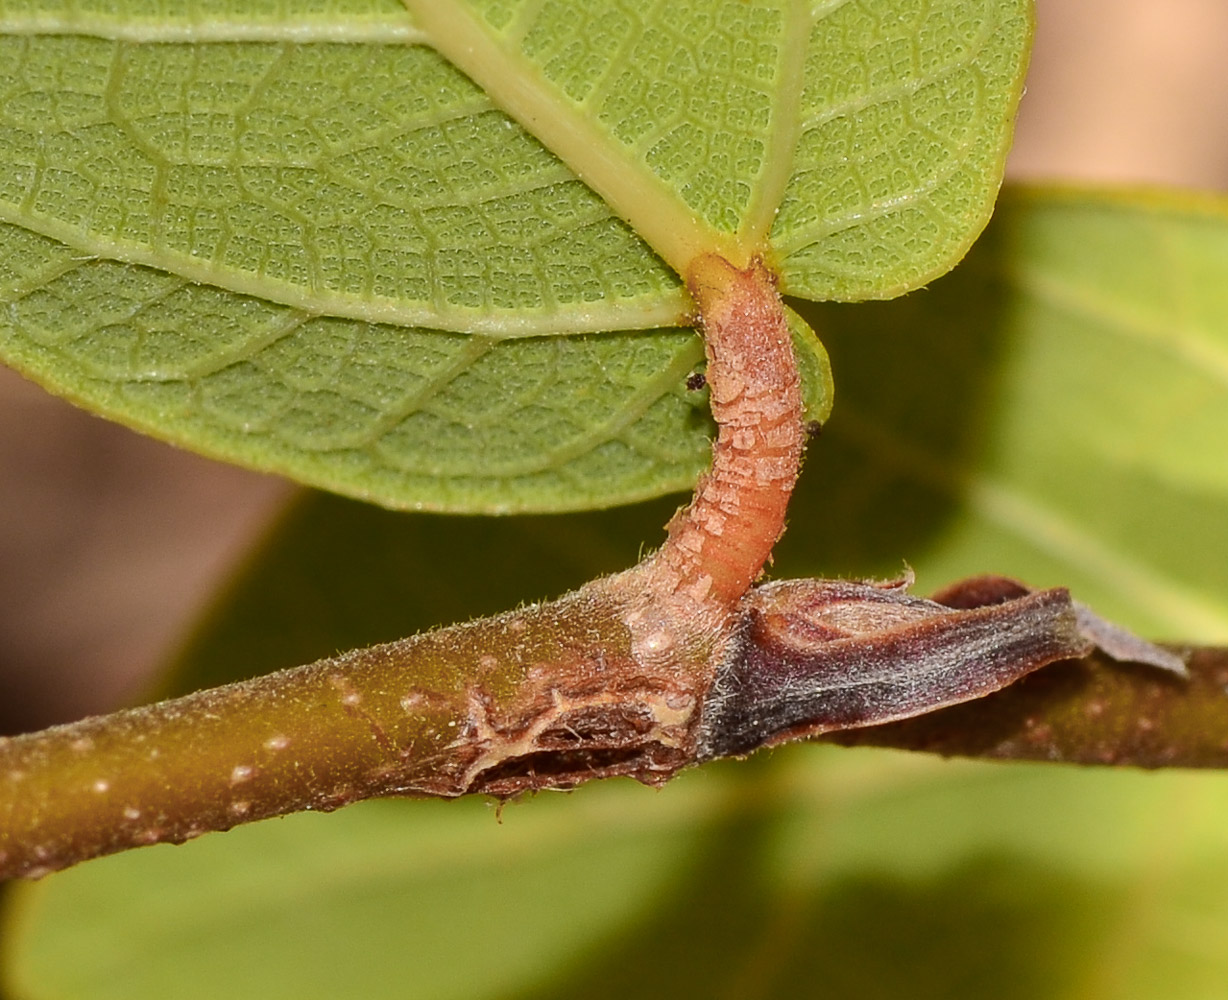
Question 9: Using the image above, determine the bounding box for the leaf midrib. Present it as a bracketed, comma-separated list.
[402, 0, 739, 272]
[0, 10, 427, 44]
[0, 201, 690, 338]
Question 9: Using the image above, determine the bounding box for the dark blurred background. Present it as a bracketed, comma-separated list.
[3, 0, 1228, 733]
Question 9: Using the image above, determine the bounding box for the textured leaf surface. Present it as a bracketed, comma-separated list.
[0, 0, 417, 41]
[772, 0, 1031, 300]
[0, 0, 1028, 509]
[413, 0, 1030, 292]
[0, 32, 684, 331]
[0, 224, 713, 511]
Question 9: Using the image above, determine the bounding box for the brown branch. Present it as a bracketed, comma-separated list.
[0, 590, 704, 880]
[0, 571, 1107, 880]
[696, 576, 1093, 760]
[822, 645, 1228, 768]
[0, 253, 809, 880]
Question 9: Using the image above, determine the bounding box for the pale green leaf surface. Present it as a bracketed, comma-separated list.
[787, 302, 835, 426]
[408, 0, 806, 264]
[0, 0, 1027, 510]
[0, 32, 684, 333]
[411, 0, 1030, 285]
[773, 0, 1032, 301]
[0, 0, 420, 42]
[0, 223, 713, 512]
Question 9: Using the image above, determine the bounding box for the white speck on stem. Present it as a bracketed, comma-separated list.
[123, 806, 141, 821]
[330, 674, 363, 707]
[264, 735, 290, 752]
[230, 764, 254, 785]
[643, 630, 674, 653]
[92, 779, 110, 794]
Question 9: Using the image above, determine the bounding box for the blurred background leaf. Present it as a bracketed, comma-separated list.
[784, 188, 1228, 644]
[7, 743, 1228, 1000]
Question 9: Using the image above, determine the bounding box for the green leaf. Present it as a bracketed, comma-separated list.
[0, 225, 712, 512]
[0, 0, 1028, 510]
[410, 0, 1030, 292]
[0, 31, 684, 330]
[772, 0, 1032, 300]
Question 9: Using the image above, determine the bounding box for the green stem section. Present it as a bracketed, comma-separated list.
[0, 578, 712, 880]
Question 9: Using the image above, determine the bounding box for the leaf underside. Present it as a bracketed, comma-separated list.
[0, 0, 1030, 511]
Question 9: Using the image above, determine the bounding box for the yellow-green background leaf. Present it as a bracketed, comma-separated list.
[783, 188, 1228, 642]
[9, 754, 1228, 1000]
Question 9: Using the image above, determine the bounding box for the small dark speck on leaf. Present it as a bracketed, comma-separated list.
[686, 372, 706, 391]
[805, 420, 824, 438]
